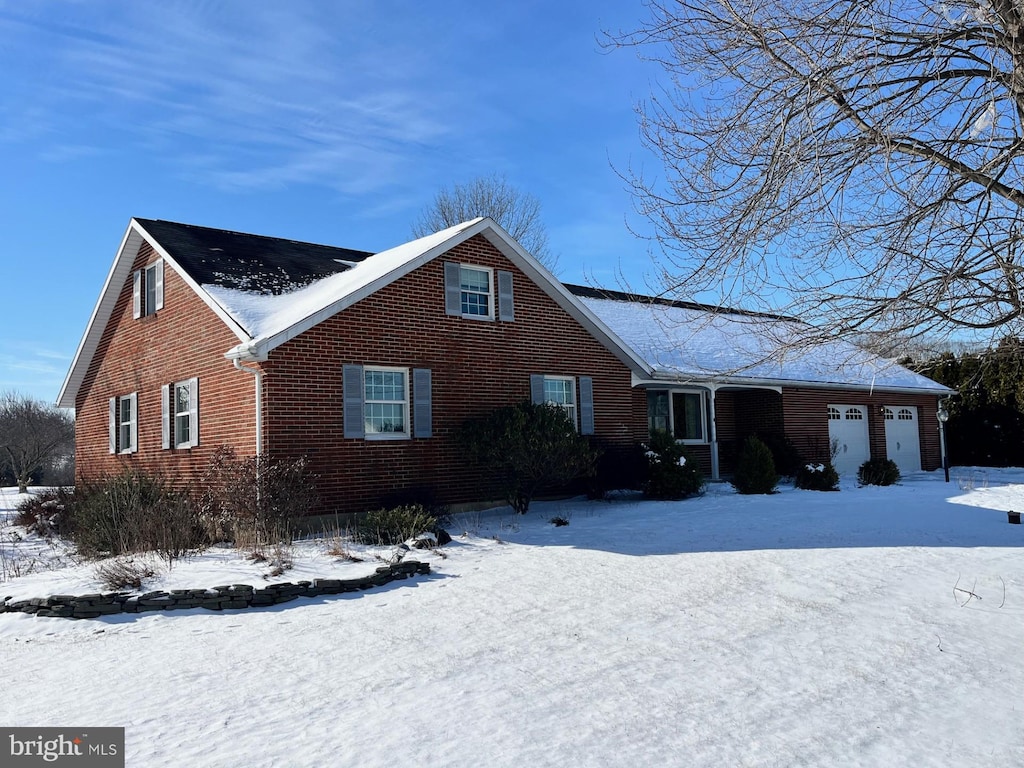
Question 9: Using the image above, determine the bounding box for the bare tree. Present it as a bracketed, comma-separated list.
[609, 0, 1024, 349]
[0, 392, 75, 493]
[414, 174, 557, 271]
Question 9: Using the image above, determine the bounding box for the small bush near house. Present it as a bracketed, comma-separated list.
[794, 461, 840, 491]
[14, 487, 75, 537]
[462, 402, 598, 514]
[752, 432, 803, 477]
[94, 555, 159, 591]
[199, 447, 318, 548]
[857, 458, 901, 486]
[732, 435, 779, 494]
[642, 429, 705, 500]
[69, 469, 207, 562]
[586, 439, 647, 498]
[355, 504, 438, 546]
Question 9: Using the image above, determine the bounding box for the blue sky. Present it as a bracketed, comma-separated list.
[0, 0, 665, 405]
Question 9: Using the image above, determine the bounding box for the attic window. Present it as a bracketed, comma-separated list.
[133, 260, 164, 318]
[460, 266, 493, 318]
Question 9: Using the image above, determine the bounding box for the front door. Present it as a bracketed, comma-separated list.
[828, 405, 870, 475]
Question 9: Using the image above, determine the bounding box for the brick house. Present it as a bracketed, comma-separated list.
[58, 217, 952, 515]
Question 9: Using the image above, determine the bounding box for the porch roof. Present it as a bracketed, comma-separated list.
[571, 289, 953, 395]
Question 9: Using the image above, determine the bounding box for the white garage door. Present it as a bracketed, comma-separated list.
[884, 406, 921, 475]
[828, 405, 870, 476]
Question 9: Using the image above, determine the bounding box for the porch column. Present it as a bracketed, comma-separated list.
[709, 386, 720, 481]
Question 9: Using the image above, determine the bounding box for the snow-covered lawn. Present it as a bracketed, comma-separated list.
[1, 470, 1022, 767]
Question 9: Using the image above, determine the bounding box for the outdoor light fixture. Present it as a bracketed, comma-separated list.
[936, 402, 950, 483]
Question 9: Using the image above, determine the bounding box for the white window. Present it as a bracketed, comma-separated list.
[364, 367, 409, 438]
[543, 376, 577, 427]
[161, 378, 198, 449]
[109, 393, 138, 454]
[646, 389, 707, 443]
[460, 266, 493, 319]
[133, 260, 164, 318]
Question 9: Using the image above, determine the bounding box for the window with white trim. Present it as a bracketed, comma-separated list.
[161, 378, 199, 449]
[543, 376, 577, 427]
[109, 393, 138, 454]
[646, 389, 707, 443]
[364, 367, 409, 438]
[459, 266, 493, 318]
[133, 259, 164, 318]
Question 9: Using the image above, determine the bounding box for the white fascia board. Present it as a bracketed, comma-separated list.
[57, 222, 144, 408]
[638, 370, 954, 396]
[476, 228, 653, 378]
[132, 219, 252, 345]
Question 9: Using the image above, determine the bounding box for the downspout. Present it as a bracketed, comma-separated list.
[232, 358, 263, 457]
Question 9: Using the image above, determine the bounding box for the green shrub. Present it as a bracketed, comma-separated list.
[69, 469, 206, 561]
[857, 458, 901, 486]
[462, 401, 598, 514]
[794, 461, 840, 491]
[642, 429, 705, 499]
[752, 432, 803, 477]
[356, 504, 438, 546]
[14, 487, 74, 537]
[732, 435, 778, 494]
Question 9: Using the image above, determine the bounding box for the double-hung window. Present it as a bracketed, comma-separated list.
[460, 266, 493, 318]
[133, 260, 164, 318]
[161, 378, 199, 449]
[647, 390, 707, 443]
[109, 393, 138, 454]
[543, 376, 577, 427]
[364, 367, 409, 438]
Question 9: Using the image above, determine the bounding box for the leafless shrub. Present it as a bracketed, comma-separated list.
[94, 555, 159, 591]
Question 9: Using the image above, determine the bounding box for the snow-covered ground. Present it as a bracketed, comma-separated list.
[1, 469, 1022, 767]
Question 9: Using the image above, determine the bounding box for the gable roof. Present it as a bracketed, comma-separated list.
[569, 285, 953, 394]
[57, 217, 650, 408]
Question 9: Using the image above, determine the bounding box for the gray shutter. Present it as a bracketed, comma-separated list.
[413, 368, 432, 438]
[497, 270, 514, 321]
[444, 262, 462, 316]
[579, 376, 595, 435]
[128, 392, 138, 454]
[154, 260, 164, 311]
[161, 384, 170, 449]
[132, 270, 142, 318]
[109, 397, 117, 453]
[189, 377, 199, 447]
[530, 374, 545, 405]
[343, 364, 365, 438]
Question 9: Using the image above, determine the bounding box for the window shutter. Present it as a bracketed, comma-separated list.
[497, 270, 514, 321]
[161, 384, 170, 449]
[444, 262, 462, 316]
[128, 392, 138, 454]
[109, 397, 117, 453]
[132, 270, 142, 319]
[530, 374, 545, 405]
[413, 368, 432, 438]
[154, 260, 164, 311]
[578, 376, 595, 435]
[343, 364, 365, 438]
[189, 377, 199, 447]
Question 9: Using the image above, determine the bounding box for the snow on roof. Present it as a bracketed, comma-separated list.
[577, 295, 951, 392]
[204, 218, 483, 346]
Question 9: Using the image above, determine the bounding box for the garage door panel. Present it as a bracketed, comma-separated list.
[828, 404, 870, 476]
[884, 406, 921, 475]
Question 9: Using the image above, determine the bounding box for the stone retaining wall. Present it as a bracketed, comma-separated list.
[0, 560, 430, 620]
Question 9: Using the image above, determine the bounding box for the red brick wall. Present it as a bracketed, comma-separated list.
[75, 242, 258, 486]
[261, 234, 641, 514]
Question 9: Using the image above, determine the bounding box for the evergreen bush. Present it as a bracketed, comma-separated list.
[355, 504, 438, 546]
[857, 458, 901, 486]
[732, 435, 779, 494]
[794, 461, 840, 491]
[462, 401, 598, 514]
[642, 429, 705, 499]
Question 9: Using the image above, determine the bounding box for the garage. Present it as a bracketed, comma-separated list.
[884, 406, 922, 475]
[828, 405, 870, 475]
